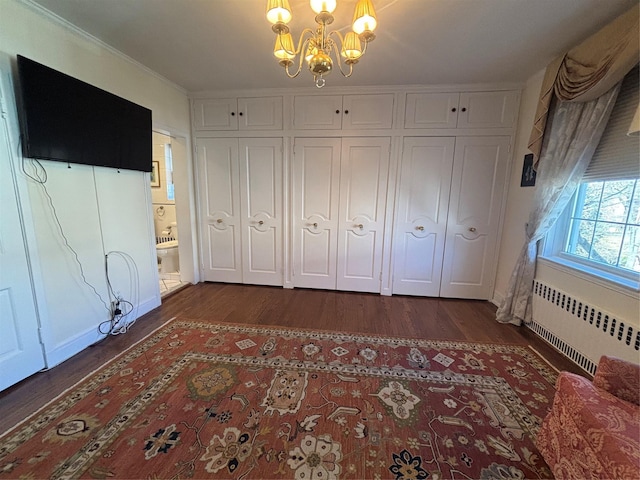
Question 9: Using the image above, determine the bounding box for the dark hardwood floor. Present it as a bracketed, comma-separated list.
[0, 282, 584, 435]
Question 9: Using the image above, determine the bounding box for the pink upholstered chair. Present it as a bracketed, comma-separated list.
[536, 356, 640, 479]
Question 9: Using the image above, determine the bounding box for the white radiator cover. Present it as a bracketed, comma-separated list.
[530, 280, 639, 375]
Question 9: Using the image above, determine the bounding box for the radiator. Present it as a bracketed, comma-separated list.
[155, 235, 176, 245]
[529, 280, 639, 375]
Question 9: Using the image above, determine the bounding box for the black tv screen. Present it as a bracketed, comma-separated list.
[16, 55, 152, 172]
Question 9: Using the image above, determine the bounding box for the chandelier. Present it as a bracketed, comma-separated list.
[266, 0, 378, 88]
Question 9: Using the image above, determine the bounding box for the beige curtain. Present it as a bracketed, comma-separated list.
[528, 4, 639, 168]
[497, 86, 620, 325]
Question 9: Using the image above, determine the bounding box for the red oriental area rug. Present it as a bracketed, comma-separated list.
[0, 319, 559, 479]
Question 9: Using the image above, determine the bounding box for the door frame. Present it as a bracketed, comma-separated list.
[153, 124, 199, 287]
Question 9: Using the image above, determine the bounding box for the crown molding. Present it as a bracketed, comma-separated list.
[17, 0, 187, 95]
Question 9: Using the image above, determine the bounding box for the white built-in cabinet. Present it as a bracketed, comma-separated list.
[292, 137, 390, 292]
[404, 91, 518, 129]
[192, 97, 283, 131]
[392, 136, 510, 298]
[192, 86, 518, 300]
[196, 137, 283, 285]
[293, 94, 394, 129]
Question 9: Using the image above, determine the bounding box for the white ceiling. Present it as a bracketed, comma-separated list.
[30, 0, 637, 93]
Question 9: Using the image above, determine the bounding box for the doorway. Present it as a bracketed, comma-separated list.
[151, 131, 188, 296]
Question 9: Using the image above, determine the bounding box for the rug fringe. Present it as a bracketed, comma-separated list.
[0, 316, 177, 438]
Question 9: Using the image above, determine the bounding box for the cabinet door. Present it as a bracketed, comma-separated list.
[293, 95, 344, 129]
[342, 94, 394, 129]
[392, 137, 455, 296]
[238, 97, 283, 130]
[239, 139, 283, 285]
[337, 137, 390, 293]
[197, 138, 242, 282]
[440, 136, 510, 299]
[292, 138, 341, 289]
[404, 93, 459, 128]
[192, 98, 239, 131]
[457, 91, 519, 129]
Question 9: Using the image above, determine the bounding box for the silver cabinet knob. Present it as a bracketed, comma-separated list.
[468, 227, 476, 232]
[356, 224, 364, 229]
[416, 226, 425, 231]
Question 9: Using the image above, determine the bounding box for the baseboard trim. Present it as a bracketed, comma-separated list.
[43, 296, 160, 368]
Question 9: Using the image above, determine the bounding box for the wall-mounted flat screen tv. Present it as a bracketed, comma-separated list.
[16, 55, 152, 172]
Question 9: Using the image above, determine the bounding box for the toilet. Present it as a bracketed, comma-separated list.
[157, 223, 179, 274]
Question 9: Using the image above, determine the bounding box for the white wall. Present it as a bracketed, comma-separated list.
[494, 69, 544, 302]
[495, 68, 639, 328]
[0, 0, 192, 367]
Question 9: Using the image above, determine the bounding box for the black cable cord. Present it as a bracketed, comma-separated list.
[21, 155, 111, 313]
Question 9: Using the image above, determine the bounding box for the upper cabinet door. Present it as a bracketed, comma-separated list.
[193, 98, 239, 131]
[193, 97, 283, 131]
[342, 94, 395, 129]
[457, 91, 519, 129]
[294, 95, 344, 129]
[440, 136, 510, 300]
[336, 137, 390, 293]
[404, 93, 460, 129]
[237, 97, 283, 130]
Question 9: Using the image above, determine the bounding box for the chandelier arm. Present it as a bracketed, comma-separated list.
[326, 35, 354, 78]
[283, 37, 312, 78]
[292, 28, 316, 56]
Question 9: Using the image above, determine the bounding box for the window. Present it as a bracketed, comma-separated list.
[164, 143, 175, 201]
[565, 179, 639, 272]
[543, 66, 639, 289]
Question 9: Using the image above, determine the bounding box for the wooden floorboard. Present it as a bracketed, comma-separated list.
[0, 283, 585, 434]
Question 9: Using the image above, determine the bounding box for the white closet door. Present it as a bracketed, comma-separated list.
[239, 138, 282, 286]
[337, 137, 390, 293]
[440, 136, 510, 299]
[0, 79, 45, 391]
[197, 138, 242, 283]
[292, 138, 341, 289]
[392, 137, 455, 296]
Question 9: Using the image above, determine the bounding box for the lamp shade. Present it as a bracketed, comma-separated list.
[274, 33, 295, 60]
[310, 0, 337, 14]
[341, 32, 363, 60]
[266, 0, 292, 24]
[352, 0, 377, 35]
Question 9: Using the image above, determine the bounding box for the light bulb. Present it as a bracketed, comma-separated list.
[352, 0, 377, 35]
[266, 0, 292, 24]
[310, 0, 337, 14]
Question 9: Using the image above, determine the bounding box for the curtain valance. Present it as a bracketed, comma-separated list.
[528, 4, 639, 168]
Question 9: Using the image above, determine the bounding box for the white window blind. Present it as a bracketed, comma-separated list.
[583, 65, 639, 182]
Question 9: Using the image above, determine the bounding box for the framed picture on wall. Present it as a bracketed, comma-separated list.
[151, 161, 160, 187]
